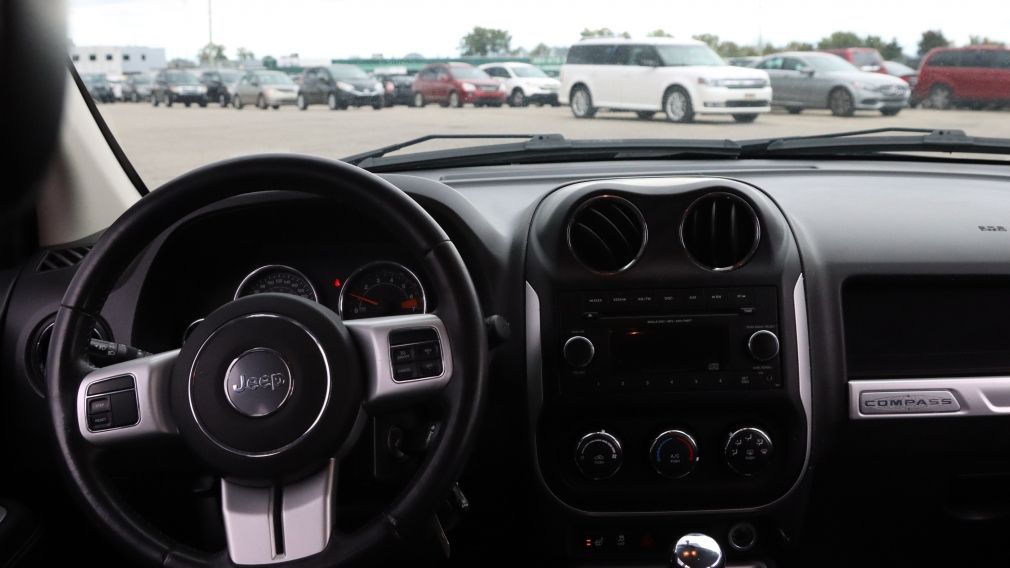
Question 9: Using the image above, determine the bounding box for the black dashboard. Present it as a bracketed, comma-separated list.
[6, 158, 1010, 566]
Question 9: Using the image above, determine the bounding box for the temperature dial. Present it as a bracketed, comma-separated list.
[574, 431, 623, 480]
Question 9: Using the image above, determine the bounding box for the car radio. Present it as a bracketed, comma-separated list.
[558, 287, 780, 396]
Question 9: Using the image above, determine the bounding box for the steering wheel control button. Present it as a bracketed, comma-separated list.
[391, 346, 415, 363]
[389, 329, 443, 381]
[393, 363, 418, 381]
[747, 330, 780, 362]
[575, 431, 623, 480]
[88, 396, 111, 414]
[86, 374, 135, 396]
[649, 430, 699, 479]
[85, 375, 140, 432]
[563, 335, 595, 368]
[725, 427, 774, 476]
[224, 348, 293, 418]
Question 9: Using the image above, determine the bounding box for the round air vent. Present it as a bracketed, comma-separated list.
[567, 195, 647, 273]
[27, 316, 108, 397]
[680, 192, 760, 271]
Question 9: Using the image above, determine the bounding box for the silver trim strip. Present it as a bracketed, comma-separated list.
[77, 349, 180, 444]
[849, 377, 1010, 419]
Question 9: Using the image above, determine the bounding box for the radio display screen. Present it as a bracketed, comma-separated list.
[844, 278, 1010, 378]
[610, 326, 730, 373]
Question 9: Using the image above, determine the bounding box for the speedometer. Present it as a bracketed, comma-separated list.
[234, 265, 318, 302]
[338, 261, 426, 320]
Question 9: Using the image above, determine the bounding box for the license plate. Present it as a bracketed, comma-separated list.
[744, 93, 756, 99]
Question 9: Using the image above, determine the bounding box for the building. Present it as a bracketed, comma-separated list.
[70, 45, 167, 75]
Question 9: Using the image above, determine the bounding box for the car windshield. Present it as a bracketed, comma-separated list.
[256, 72, 294, 85]
[131, 75, 151, 84]
[219, 70, 243, 82]
[886, 61, 916, 75]
[657, 45, 726, 66]
[70, 0, 1010, 188]
[330, 65, 368, 79]
[512, 65, 549, 78]
[84, 74, 107, 85]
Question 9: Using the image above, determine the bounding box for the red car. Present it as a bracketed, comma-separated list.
[825, 47, 886, 72]
[912, 46, 1010, 109]
[411, 63, 506, 108]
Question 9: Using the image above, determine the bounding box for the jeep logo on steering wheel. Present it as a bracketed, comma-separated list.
[224, 348, 293, 417]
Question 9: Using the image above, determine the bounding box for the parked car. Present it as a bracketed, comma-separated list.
[728, 56, 763, 68]
[297, 64, 383, 110]
[756, 52, 909, 116]
[106, 74, 126, 101]
[412, 63, 506, 108]
[479, 62, 561, 107]
[372, 73, 414, 107]
[122, 72, 154, 102]
[560, 37, 772, 123]
[911, 46, 1010, 109]
[883, 60, 918, 88]
[199, 68, 245, 107]
[151, 69, 208, 107]
[824, 47, 886, 72]
[80, 73, 115, 103]
[232, 70, 298, 110]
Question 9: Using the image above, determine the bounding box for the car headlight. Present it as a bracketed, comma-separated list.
[462, 82, 476, 92]
[264, 87, 276, 96]
[698, 78, 727, 87]
[169, 86, 179, 93]
[852, 81, 877, 91]
[336, 81, 353, 91]
[196, 86, 207, 94]
[373, 82, 383, 92]
[499, 83, 507, 92]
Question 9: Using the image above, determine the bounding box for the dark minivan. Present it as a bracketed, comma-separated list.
[912, 46, 1010, 109]
[150, 69, 208, 107]
[297, 64, 383, 110]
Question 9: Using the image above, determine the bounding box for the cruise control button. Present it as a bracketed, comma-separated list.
[391, 346, 414, 363]
[88, 412, 112, 431]
[418, 360, 443, 377]
[393, 363, 418, 381]
[416, 341, 441, 360]
[88, 396, 111, 414]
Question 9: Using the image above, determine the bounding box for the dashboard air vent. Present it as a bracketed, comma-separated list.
[680, 193, 760, 271]
[36, 245, 92, 272]
[567, 195, 647, 273]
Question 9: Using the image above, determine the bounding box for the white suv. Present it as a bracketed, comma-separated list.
[479, 62, 561, 107]
[559, 37, 773, 123]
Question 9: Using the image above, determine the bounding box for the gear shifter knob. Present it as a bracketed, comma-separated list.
[671, 533, 724, 568]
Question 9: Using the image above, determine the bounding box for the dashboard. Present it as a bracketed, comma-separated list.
[6, 158, 1010, 566]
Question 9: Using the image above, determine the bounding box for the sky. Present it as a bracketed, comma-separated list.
[68, 0, 1010, 61]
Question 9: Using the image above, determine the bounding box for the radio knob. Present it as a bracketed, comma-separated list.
[747, 330, 780, 361]
[649, 430, 699, 479]
[724, 427, 773, 476]
[574, 431, 623, 480]
[563, 335, 595, 368]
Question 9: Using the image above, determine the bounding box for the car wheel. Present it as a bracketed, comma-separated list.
[509, 89, 526, 107]
[732, 114, 759, 123]
[296, 94, 308, 110]
[636, 111, 655, 120]
[928, 84, 952, 110]
[449, 91, 461, 108]
[219, 93, 228, 108]
[663, 86, 694, 123]
[257, 95, 267, 109]
[184, 101, 192, 107]
[372, 102, 382, 110]
[880, 108, 901, 117]
[151, 93, 160, 107]
[786, 106, 803, 115]
[165, 94, 173, 107]
[233, 95, 243, 109]
[328, 92, 339, 110]
[828, 88, 855, 117]
[132, 92, 140, 103]
[570, 86, 597, 118]
[413, 92, 425, 107]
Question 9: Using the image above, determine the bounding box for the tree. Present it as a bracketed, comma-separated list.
[236, 47, 255, 61]
[580, 28, 629, 39]
[460, 26, 511, 56]
[167, 58, 196, 69]
[197, 42, 227, 65]
[530, 43, 552, 58]
[863, 36, 903, 60]
[648, 29, 672, 38]
[918, 30, 950, 56]
[262, 55, 277, 70]
[969, 35, 1006, 46]
[784, 41, 815, 52]
[693, 34, 720, 49]
[817, 31, 863, 50]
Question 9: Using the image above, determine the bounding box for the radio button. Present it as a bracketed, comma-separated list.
[707, 289, 731, 307]
[747, 330, 780, 362]
[563, 336, 596, 368]
[575, 431, 624, 480]
[682, 289, 705, 309]
[584, 293, 607, 310]
[649, 430, 699, 478]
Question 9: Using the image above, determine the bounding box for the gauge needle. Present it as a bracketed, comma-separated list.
[349, 293, 379, 306]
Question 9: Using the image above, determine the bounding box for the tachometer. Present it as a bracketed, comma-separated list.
[338, 261, 426, 320]
[234, 265, 318, 302]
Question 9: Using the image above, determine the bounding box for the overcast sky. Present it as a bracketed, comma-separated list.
[69, 0, 1009, 61]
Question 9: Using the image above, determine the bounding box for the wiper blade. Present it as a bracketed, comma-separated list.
[345, 134, 741, 170]
[741, 128, 1010, 158]
[343, 133, 541, 166]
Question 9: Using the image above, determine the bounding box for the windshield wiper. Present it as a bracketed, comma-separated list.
[740, 128, 1010, 158]
[344, 133, 741, 170]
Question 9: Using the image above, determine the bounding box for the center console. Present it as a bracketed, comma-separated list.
[525, 177, 810, 563]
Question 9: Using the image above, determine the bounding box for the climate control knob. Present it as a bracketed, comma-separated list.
[747, 330, 780, 362]
[563, 335, 595, 368]
[649, 430, 699, 478]
[724, 427, 773, 476]
[575, 431, 623, 480]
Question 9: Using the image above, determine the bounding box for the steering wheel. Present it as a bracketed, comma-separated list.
[46, 155, 488, 567]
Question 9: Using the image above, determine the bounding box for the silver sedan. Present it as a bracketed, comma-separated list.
[232, 70, 299, 110]
[756, 52, 910, 116]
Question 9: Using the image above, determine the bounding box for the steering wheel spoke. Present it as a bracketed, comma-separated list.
[221, 459, 337, 565]
[76, 349, 179, 445]
[344, 313, 453, 409]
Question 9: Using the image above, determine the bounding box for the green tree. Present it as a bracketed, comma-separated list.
[817, 31, 863, 50]
[460, 26, 512, 56]
[580, 27, 629, 39]
[197, 42, 227, 65]
[918, 30, 950, 56]
[236, 47, 255, 61]
[864, 36, 903, 60]
[648, 29, 672, 38]
[692, 34, 720, 49]
[262, 55, 277, 70]
[784, 41, 815, 52]
[530, 43, 552, 58]
[969, 35, 1006, 46]
[167, 58, 196, 69]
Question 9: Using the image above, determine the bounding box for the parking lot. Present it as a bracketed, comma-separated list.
[98, 103, 1010, 188]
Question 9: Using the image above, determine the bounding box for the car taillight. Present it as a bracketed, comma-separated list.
[385, 81, 394, 93]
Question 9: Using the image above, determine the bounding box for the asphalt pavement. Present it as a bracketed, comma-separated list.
[97, 102, 1010, 188]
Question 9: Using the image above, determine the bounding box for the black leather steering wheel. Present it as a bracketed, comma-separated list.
[46, 155, 487, 567]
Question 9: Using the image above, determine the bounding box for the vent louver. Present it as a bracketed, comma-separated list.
[680, 193, 760, 271]
[36, 245, 92, 272]
[567, 195, 647, 273]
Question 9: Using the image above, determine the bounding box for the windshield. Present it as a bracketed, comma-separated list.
[70, 0, 1010, 188]
[165, 71, 199, 84]
[84, 74, 108, 85]
[219, 70, 243, 83]
[256, 72, 294, 85]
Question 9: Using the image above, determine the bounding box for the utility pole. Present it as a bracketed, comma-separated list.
[208, 0, 213, 45]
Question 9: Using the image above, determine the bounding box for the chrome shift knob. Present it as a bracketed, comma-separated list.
[671, 533, 724, 568]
